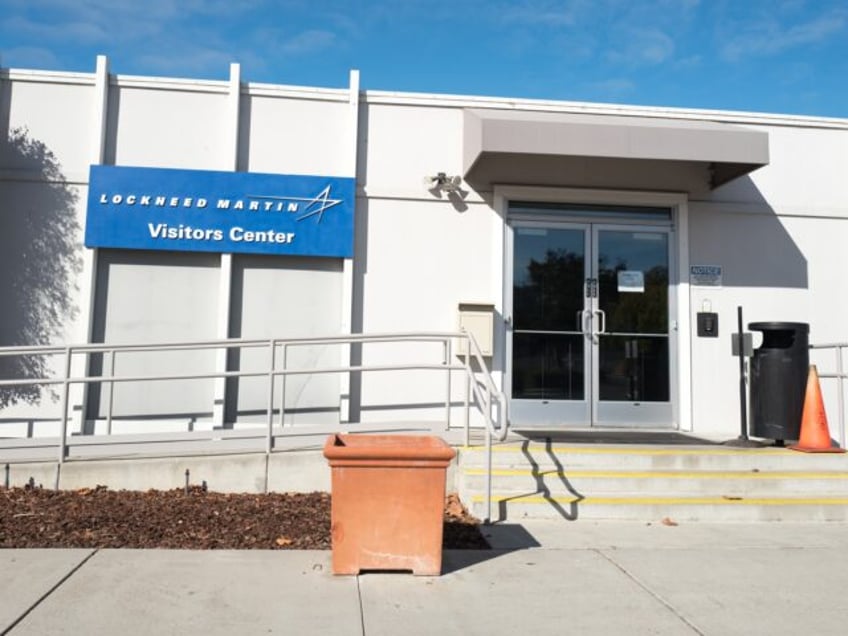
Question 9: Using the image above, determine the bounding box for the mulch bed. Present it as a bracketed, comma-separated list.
[0, 485, 489, 550]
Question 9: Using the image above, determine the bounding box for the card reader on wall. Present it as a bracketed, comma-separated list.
[697, 312, 719, 337]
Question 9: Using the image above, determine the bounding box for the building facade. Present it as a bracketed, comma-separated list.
[1, 56, 846, 441]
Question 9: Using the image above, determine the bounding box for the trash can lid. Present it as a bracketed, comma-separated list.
[748, 321, 809, 332]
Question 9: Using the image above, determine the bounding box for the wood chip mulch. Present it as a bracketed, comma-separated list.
[0, 485, 489, 550]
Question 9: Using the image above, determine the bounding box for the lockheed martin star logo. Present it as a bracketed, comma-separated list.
[250, 185, 343, 223]
[296, 185, 343, 222]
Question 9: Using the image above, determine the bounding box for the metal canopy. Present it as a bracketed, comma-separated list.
[463, 109, 770, 193]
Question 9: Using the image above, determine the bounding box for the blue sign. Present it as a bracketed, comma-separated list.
[85, 166, 355, 257]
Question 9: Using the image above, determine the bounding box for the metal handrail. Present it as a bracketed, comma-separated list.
[0, 332, 509, 507]
[461, 331, 509, 523]
[810, 342, 846, 448]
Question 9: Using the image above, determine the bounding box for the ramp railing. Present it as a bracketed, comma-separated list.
[809, 342, 846, 448]
[0, 332, 508, 504]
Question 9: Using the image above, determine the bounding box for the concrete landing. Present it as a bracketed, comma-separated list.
[4, 521, 848, 635]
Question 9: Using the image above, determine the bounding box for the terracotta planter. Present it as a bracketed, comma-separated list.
[323, 433, 456, 576]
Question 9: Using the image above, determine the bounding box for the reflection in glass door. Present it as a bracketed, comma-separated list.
[509, 219, 674, 428]
[593, 228, 671, 425]
[511, 225, 590, 424]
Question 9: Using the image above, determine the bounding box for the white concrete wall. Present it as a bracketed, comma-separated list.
[108, 82, 230, 170]
[228, 254, 343, 426]
[361, 103, 467, 192]
[712, 125, 848, 212]
[245, 92, 350, 176]
[4, 76, 95, 183]
[354, 96, 848, 437]
[87, 249, 220, 431]
[2, 57, 847, 441]
[353, 100, 496, 425]
[0, 61, 351, 436]
[1, 73, 94, 435]
[688, 123, 848, 437]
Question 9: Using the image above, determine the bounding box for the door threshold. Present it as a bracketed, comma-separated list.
[509, 428, 721, 446]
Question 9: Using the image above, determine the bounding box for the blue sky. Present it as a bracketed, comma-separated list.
[2, 0, 846, 118]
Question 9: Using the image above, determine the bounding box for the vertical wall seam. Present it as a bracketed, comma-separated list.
[213, 63, 241, 428]
[76, 55, 110, 435]
[677, 200, 693, 432]
[340, 70, 360, 423]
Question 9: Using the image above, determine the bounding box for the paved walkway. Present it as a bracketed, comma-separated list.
[3, 521, 848, 635]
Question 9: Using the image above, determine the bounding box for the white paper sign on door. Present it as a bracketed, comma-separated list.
[617, 270, 645, 293]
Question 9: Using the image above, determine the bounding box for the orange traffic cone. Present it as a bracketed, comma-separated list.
[790, 365, 845, 453]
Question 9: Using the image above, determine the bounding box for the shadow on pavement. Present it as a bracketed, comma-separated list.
[441, 523, 541, 574]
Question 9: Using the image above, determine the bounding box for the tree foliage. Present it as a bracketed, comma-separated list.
[0, 127, 82, 408]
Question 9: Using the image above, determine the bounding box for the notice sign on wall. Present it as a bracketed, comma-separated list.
[85, 166, 356, 257]
[690, 265, 723, 287]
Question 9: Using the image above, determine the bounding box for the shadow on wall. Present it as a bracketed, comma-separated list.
[691, 176, 808, 289]
[0, 128, 82, 407]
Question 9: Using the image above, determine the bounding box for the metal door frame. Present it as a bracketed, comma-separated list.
[504, 202, 679, 429]
[506, 219, 593, 425]
[589, 222, 677, 427]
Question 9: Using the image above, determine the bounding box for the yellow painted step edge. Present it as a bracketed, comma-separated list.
[470, 494, 848, 506]
[463, 468, 848, 479]
[460, 445, 816, 456]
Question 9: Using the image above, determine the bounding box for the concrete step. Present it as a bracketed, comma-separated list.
[458, 444, 848, 471]
[467, 493, 848, 523]
[458, 441, 848, 522]
[460, 468, 848, 496]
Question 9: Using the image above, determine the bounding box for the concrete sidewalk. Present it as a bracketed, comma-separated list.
[3, 521, 848, 635]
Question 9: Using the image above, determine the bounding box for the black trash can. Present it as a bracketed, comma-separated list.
[748, 322, 809, 444]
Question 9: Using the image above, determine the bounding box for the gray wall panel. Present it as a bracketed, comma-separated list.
[87, 250, 220, 428]
[227, 254, 343, 425]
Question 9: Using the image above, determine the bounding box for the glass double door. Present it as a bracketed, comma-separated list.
[509, 221, 674, 427]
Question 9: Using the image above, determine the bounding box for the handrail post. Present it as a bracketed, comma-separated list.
[279, 343, 288, 428]
[837, 345, 845, 448]
[444, 338, 451, 431]
[106, 349, 116, 435]
[485, 389, 493, 524]
[266, 339, 276, 456]
[58, 346, 72, 468]
[464, 338, 471, 447]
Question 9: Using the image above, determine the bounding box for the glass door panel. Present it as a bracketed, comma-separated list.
[597, 336, 669, 402]
[513, 227, 586, 331]
[596, 231, 668, 336]
[512, 333, 585, 400]
[510, 225, 590, 424]
[508, 219, 674, 428]
[594, 228, 673, 425]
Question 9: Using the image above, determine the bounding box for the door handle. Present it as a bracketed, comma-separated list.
[576, 310, 591, 335]
[594, 309, 606, 335]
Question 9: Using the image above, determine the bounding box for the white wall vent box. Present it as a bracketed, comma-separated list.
[456, 303, 495, 356]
